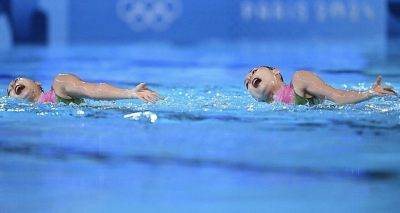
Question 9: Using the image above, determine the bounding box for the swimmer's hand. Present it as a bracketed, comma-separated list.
[369, 76, 398, 97]
[131, 83, 164, 104]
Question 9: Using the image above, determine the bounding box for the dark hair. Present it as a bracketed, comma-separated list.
[260, 66, 275, 70]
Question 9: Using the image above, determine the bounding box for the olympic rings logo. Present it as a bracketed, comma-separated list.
[116, 0, 183, 32]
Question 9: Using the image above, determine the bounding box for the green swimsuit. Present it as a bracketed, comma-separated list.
[56, 95, 84, 105]
[291, 82, 321, 105]
[293, 92, 320, 105]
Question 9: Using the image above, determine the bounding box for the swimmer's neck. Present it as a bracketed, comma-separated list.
[32, 90, 43, 103]
[266, 81, 285, 103]
[271, 81, 286, 96]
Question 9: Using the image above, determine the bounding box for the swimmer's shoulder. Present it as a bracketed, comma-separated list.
[52, 74, 82, 99]
[291, 70, 315, 86]
[53, 73, 82, 82]
[293, 70, 314, 77]
[291, 70, 317, 98]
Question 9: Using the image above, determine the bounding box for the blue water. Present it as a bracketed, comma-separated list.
[1, 40, 400, 213]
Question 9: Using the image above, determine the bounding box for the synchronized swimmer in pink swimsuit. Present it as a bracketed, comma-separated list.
[245, 66, 398, 105]
[7, 73, 164, 104]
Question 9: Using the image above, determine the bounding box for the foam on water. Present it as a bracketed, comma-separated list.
[1, 83, 399, 125]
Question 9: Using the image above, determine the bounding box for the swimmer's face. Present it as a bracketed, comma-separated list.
[7, 78, 43, 102]
[244, 66, 281, 103]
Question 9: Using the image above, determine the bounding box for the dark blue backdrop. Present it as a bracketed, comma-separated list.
[1, 0, 394, 44]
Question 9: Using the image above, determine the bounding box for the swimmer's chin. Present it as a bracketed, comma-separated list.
[20, 90, 40, 102]
[253, 97, 271, 103]
[258, 97, 274, 103]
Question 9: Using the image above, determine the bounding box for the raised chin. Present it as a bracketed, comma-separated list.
[23, 90, 36, 101]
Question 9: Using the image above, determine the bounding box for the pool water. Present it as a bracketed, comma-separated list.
[1, 40, 400, 213]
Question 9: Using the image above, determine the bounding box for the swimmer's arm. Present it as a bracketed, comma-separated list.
[53, 74, 164, 103]
[295, 71, 398, 104]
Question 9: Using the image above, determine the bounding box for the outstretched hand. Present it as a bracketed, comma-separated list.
[132, 83, 164, 104]
[369, 76, 398, 97]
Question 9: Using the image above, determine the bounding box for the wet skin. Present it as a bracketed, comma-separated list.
[245, 67, 284, 103]
[245, 67, 398, 105]
[7, 74, 164, 104]
[7, 78, 43, 102]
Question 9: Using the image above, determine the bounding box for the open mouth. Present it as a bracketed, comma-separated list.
[252, 78, 261, 88]
[15, 85, 25, 95]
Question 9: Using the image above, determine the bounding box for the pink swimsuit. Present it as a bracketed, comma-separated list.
[37, 87, 56, 103]
[273, 82, 294, 104]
